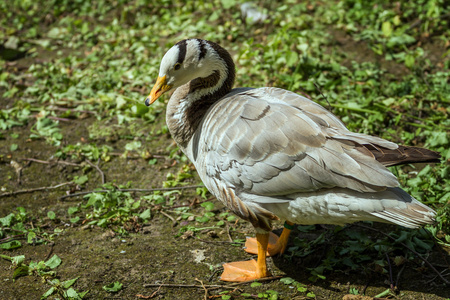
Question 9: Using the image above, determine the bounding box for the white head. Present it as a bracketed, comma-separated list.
[145, 39, 234, 106]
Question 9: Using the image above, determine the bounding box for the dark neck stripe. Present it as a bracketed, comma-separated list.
[189, 70, 220, 94]
[175, 40, 188, 64]
[198, 39, 207, 60]
[167, 40, 236, 148]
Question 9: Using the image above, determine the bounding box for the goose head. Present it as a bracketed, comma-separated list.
[145, 39, 235, 106]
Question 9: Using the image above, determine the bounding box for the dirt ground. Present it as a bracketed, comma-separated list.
[1, 109, 449, 299]
[1, 5, 449, 299]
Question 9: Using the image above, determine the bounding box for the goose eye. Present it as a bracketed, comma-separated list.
[174, 63, 181, 70]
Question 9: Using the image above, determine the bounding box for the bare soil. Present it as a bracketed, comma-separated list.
[1, 31, 449, 300]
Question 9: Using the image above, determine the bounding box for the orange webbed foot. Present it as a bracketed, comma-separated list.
[244, 222, 294, 256]
[221, 233, 273, 282]
[220, 260, 271, 282]
[244, 232, 281, 256]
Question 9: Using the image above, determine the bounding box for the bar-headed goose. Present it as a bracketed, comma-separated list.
[145, 39, 440, 282]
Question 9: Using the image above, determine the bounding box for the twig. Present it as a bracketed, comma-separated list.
[85, 159, 105, 184]
[195, 278, 209, 300]
[110, 152, 167, 159]
[160, 211, 177, 226]
[136, 284, 163, 298]
[47, 106, 96, 114]
[208, 268, 222, 282]
[23, 158, 81, 167]
[143, 276, 281, 289]
[47, 116, 71, 122]
[44, 242, 55, 261]
[225, 223, 233, 243]
[0, 233, 26, 243]
[355, 224, 450, 284]
[143, 283, 230, 289]
[396, 263, 406, 287]
[314, 82, 332, 112]
[59, 185, 203, 200]
[197, 238, 242, 245]
[0, 182, 73, 198]
[385, 252, 395, 289]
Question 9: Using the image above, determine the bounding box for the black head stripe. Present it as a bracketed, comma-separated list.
[197, 39, 207, 60]
[175, 40, 188, 64]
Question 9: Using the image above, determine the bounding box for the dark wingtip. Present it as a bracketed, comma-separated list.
[144, 97, 151, 106]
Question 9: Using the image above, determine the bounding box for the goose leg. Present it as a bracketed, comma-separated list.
[220, 232, 271, 282]
[244, 221, 294, 256]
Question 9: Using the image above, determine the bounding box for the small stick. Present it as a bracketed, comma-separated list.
[59, 185, 203, 200]
[85, 159, 105, 184]
[314, 82, 332, 111]
[47, 116, 71, 122]
[385, 252, 395, 289]
[47, 107, 96, 114]
[195, 278, 208, 300]
[197, 238, 241, 245]
[23, 158, 81, 167]
[110, 152, 167, 159]
[396, 263, 406, 287]
[44, 242, 55, 261]
[160, 211, 177, 226]
[225, 223, 233, 243]
[136, 284, 163, 298]
[0, 182, 73, 198]
[143, 276, 281, 289]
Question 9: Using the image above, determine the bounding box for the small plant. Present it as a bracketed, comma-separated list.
[0, 207, 61, 250]
[280, 277, 317, 298]
[0, 254, 88, 299]
[80, 183, 152, 233]
[103, 281, 123, 293]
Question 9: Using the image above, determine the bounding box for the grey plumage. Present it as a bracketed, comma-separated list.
[148, 39, 440, 232]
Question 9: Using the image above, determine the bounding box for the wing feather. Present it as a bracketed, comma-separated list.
[196, 87, 399, 206]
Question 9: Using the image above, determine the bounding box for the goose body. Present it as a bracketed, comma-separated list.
[145, 39, 440, 281]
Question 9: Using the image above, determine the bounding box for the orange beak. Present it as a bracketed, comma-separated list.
[144, 75, 172, 106]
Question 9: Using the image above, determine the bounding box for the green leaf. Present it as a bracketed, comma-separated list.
[381, 21, 392, 37]
[62, 277, 79, 288]
[1, 240, 22, 249]
[73, 175, 89, 185]
[10, 143, 18, 151]
[139, 208, 151, 220]
[195, 216, 210, 223]
[405, 53, 415, 68]
[297, 286, 307, 292]
[103, 281, 123, 292]
[200, 201, 215, 211]
[125, 140, 142, 151]
[13, 265, 29, 279]
[45, 254, 62, 269]
[27, 231, 36, 244]
[250, 281, 262, 287]
[221, 0, 236, 9]
[47, 211, 56, 220]
[41, 287, 56, 299]
[11, 255, 25, 265]
[131, 103, 149, 117]
[0, 213, 15, 226]
[280, 277, 295, 285]
[65, 287, 83, 300]
[68, 206, 79, 215]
